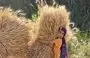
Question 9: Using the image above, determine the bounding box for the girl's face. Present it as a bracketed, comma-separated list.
[56, 27, 65, 39]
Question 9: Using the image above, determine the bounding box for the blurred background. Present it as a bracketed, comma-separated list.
[0, 0, 90, 58]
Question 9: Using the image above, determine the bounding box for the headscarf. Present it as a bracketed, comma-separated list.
[60, 27, 68, 58]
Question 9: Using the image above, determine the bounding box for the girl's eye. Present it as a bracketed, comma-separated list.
[56, 37, 59, 39]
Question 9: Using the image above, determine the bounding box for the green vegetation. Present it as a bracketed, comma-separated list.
[67, 31, 90, 58]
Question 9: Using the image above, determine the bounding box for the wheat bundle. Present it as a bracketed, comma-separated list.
[0, 7, 30, 58]
[28, 5, 71, 58]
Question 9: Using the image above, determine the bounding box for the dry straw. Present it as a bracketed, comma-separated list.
[0, 5, 73, 58]
[28, 5, 72, 58]
[0, 7, 30, 58]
